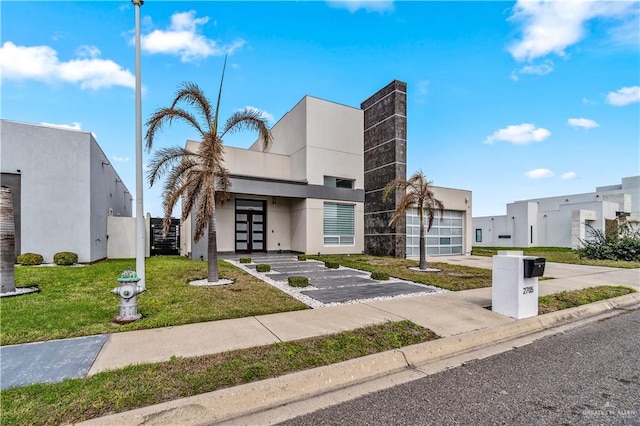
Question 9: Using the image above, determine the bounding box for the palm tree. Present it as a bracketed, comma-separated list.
[383, 170, 444, 270]
[1, 185, 16, 294]
[145, 58, 273, 283]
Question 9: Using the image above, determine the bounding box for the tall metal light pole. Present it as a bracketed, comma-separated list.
[133, 0, 145, 290]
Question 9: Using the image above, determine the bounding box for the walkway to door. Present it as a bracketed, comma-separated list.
[227, 254, 446, 307]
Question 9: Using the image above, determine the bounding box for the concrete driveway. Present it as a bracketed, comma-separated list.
[432, 255, 640, 291]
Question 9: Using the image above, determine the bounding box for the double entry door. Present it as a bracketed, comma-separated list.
[235, 199, 266, 253]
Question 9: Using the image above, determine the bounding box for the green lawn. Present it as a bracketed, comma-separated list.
[302, 254, 492, 291]
[1, 257, 308, 346]
[1, 320, 438, 426]
[472, 246, 640, 269]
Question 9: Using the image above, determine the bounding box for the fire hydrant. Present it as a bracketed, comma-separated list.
[111, 268, 145, 324]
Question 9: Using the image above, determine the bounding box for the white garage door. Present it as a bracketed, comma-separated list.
[406, 209, 464, 256]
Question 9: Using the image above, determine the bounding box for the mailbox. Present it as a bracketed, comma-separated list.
[523, 257, 546, 278]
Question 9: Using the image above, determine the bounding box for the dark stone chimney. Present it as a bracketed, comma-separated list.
[361, 80, 407, 258]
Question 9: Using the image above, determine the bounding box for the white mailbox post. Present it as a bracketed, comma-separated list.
[492, 251, 546, 319]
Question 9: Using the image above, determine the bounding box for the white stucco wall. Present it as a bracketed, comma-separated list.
[221, 146, 292, 180]
[254, 97, 308, 181]
[1, 120, 132, 263]
[305, 96, 364, 188]
[290, 199, 307, 253]
[90, 136, 132, 261]
[106, 215, 150, 259]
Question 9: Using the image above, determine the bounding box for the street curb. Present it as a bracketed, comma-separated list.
[78, 292, 638, 426]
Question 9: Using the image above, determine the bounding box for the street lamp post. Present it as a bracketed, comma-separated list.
[133, 0, 145, 290]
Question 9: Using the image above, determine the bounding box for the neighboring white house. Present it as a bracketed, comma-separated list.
[182, 81, 473, 259]
[473, 176, 640, 249]
[0, 119, 133, 263]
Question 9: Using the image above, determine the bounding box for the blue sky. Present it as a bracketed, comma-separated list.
[2, 0, 639, 218]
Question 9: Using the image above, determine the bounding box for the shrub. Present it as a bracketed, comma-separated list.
[288, 276, 309, 287]
[53, 251, 78, 266]
[297, 254, 307, 261]
[256, 264, 271, 273]
[324, 261, 339, 269]
[371, 271, 390, 281]
[17, 253, 43, 266]
[577, 223, 640, 262]
[239, 257, 252, 264]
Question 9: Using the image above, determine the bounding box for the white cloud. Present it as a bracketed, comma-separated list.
[242, 106, 274, 124]
[76, 45, 101, 59]
[562, 171, 576, 180]
[140, 11, 245, 62]
[417, 80, 429, 96]
[567, 117, 599, 129]
[0, 41, 135, 90]
[508, 1, 634, 62]
[511, 60, 554, 80]
[606, 86, 640, 106]
[112, 156, 130, 163]
[40, 121, 82, 131]
[484, 123, 551, 145]
[327, 0, 394, 13]
[525, 168, 554, 179]
[582, 97, 597, 105]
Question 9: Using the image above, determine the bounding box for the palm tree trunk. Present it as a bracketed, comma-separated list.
[207, 204, 219, 283]
[1, 186, 16, 293]
[419, 210, 427, 270]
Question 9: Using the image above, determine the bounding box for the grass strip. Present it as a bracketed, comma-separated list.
[1, 320, 438, 426]
[472, 246, 640, 269]
[306, 254, 492, 291]
[538, 286, 636, 314]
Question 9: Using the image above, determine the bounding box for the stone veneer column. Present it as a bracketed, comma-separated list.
[361, 80, 407, 257]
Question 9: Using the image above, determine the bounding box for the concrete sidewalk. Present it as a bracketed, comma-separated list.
[1, 257, 638, 423]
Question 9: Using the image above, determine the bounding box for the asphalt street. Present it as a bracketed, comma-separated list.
[279, 309, 640, 426]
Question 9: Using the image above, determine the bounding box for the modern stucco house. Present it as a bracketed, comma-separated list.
[0, 119, 132, 263]
[472, 176, 640, 249]
[183, 81, 473, 259]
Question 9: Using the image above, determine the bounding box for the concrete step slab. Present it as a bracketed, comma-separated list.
[302, 282, 437, 304]
[0, 335, 107, 389]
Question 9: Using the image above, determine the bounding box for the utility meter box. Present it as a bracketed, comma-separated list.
[492, 252, 545, 319]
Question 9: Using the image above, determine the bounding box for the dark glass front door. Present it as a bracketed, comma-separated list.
[235, 200, 266, 253]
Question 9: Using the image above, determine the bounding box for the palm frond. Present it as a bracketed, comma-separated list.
[220, 109, 273, 151]
[211, 55, 228, 138]
[389, 195, 416, 227]
[146, 146, 198, 186]
[169, 82, 213, 129]
[382, 177, 409, 201]
[145, 107, 205, 151]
